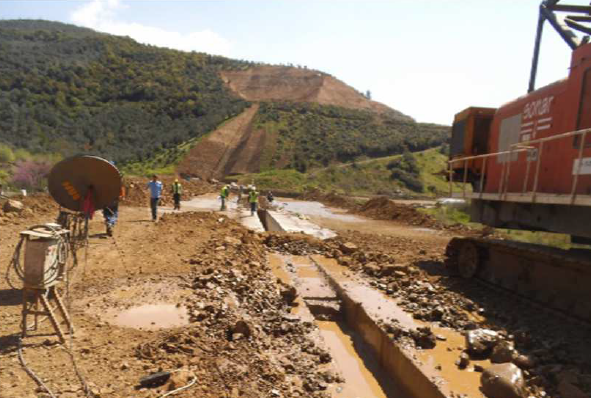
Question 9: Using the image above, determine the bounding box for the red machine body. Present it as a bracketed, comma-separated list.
[484, 43, 591, 196]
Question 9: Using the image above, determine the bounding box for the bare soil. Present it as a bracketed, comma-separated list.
[0, 204, 336, 398]
[1, 194, 589, 398]
[219, 66, 411, 121]
[177, 105, 260, 180]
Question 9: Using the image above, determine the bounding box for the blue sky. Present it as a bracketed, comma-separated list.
[0, 0, 581, 124]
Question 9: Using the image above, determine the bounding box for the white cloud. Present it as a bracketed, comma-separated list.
[70, 0, 232, 56]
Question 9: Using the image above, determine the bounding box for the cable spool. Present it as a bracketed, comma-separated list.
[47, 155, 122, 212]
[7, 224, 71, 290]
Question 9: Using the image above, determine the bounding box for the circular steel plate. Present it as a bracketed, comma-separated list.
[47, 156, 121, 211]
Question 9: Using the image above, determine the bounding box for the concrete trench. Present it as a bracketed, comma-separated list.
[262, 207, 487, 398]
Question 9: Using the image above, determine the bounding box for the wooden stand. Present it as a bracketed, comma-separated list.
[21, 286, 73, 343]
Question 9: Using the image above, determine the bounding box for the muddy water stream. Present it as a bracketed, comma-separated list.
[317, 321, 402, 398]
[269, 253, 405, 397]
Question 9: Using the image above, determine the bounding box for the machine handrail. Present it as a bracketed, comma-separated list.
[448, 126, 591, 203]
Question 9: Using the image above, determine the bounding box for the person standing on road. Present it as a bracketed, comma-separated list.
[220, 184, 230, 211]
[249, 187, 259, 216]
[237, 185, 244, 204]
[172, 178, 182, 211]
[147, 174, 163, 221]
[103, 184, 125, 236]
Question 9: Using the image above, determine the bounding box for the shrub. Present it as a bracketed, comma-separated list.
[11, 159, 53, 191]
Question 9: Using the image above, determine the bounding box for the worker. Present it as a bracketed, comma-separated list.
[171, 178, 182, 211]
[103, 184, 125, 236]
[147, 174, 163, 221]
[220, 184, 230, 211]
[237, 185, 244, 204]
[248, 187, 259, 216]
[266, 191, 274, 203]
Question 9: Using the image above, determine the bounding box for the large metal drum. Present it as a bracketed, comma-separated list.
[47, 156, 121, 211]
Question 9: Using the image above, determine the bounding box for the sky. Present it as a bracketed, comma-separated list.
[0, 0, 584, 124]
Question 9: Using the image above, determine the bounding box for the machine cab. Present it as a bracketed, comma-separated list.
[449, 107, 496, 186]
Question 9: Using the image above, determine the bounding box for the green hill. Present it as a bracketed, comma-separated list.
[1, 19, 451, 185]
[231, 146, 463, 198]
[0, 19, 252, 163]
[252, 101, 448, 172]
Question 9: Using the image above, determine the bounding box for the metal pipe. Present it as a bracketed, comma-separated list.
[479, 158, 487, 200]
[523, 149, 533, 194]
[462, 159, 468, 198]
[529, 8, 546, 92]
[448, 164, 453, 198]
[504, 147, 515, 199]
[571, 130, 588, 203]
[532, 141, 545, 202]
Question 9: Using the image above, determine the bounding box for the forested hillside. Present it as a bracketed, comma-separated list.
[253, 101, 448, 172]
[0, 20, 252, 162]
[1, 20, 450, 179]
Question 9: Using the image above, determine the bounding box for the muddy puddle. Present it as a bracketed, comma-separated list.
[82, 279, 194, 330]
[106, 304, 189, 330]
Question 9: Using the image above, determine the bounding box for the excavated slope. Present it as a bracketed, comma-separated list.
[177, 104, 260, 180]
[220, 66, 412, 121]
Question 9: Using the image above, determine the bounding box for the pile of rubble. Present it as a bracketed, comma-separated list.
[0, 195, 58, 224]
[134, 213, 340, 397]
[263, 230, 591, 398]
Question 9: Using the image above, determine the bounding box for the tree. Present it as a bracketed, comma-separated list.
[11, 159, 53, 191]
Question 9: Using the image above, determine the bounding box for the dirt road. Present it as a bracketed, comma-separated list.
[0, 205, 336, 398]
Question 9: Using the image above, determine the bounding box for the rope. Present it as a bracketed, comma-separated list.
[64, 218, 94, 398]
[18, 338, 57, 398]
[158, 370, 197, 398]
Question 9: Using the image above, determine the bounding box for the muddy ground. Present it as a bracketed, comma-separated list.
[0, 194, 589, 398]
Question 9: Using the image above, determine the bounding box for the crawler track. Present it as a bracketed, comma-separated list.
[446, 237, 591, 323]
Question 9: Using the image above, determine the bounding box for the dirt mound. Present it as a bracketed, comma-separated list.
[0, 194, 59, 225]
[300, 189, 356, 209]
[355, 196, 448, 228]
[220, 66, 412, 121]
[122, 176, 212, 207]
[177, 105, 260, 179]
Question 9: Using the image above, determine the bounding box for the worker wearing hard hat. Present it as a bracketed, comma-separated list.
[172, 178, 182, 211]
[248, 187, 259, 216]
[220, 184, 230, 211]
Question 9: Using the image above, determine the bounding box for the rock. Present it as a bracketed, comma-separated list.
[3, 200, 23, 213]
[481, 363, 526, 398]
[466, 329, 500, 356]
[362, 262, 380, 276]
[394, 270, 407, 278]
[491, 341, 516, 364]
[280, 286, 297, 305]
[557, 380, 589, 398]
[457, 352, 470, 369]
[224, 236, 242, 246]
[340, 242, 358, 254]
[231, 320, 252, 338]
[167, 370, 191, 391]
[513, 354, 536, 370]
[411, 327, 436, 349]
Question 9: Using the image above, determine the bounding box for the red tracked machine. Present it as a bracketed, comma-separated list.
[446, 0, 591, 321]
